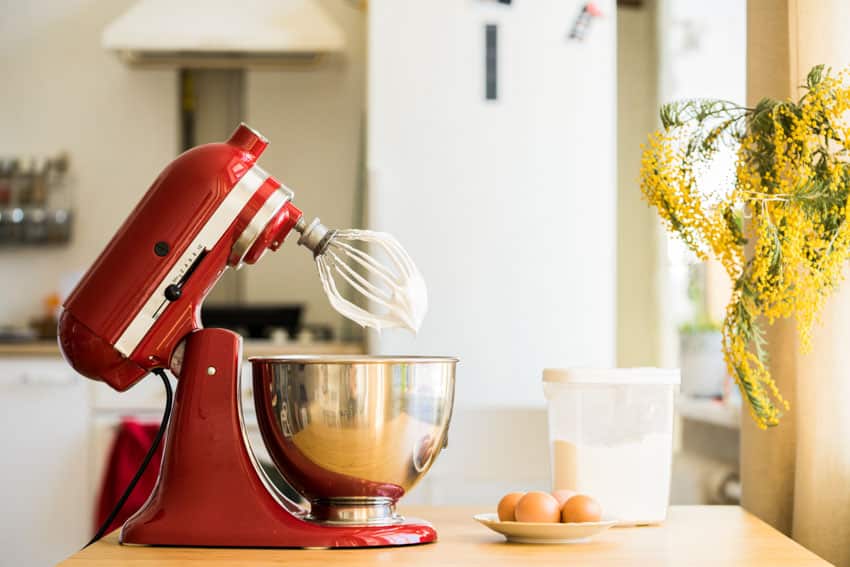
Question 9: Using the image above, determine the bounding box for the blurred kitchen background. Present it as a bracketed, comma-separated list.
[0, 0, 746, 564]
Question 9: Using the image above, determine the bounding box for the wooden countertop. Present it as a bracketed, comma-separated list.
[59, 506, 830, 566]
[0, 339, 364, 358]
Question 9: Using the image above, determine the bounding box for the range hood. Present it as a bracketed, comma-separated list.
[102, 0, 346, 68]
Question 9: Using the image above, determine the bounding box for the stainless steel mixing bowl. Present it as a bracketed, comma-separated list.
[251, 355, 457, 525]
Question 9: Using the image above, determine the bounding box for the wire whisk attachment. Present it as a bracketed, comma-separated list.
[294, 218, 427, 332]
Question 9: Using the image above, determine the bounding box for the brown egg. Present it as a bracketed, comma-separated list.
[552, 489, 577, 508]
[514, 491, 561, 523]
[561, 494, 602, 523]
[497, 492, 525, 521]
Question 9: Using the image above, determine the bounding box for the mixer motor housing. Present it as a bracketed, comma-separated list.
[58, 124, 301, 391]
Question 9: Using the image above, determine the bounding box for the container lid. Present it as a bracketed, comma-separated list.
[543, 367, 681, 385]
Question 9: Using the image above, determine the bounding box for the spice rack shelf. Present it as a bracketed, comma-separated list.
[0, 153, 73, 246]
[0, 207, 72, 245]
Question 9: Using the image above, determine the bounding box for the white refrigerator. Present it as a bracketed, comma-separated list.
[367, 0, 617, 503]
[368, 0, 617, 407]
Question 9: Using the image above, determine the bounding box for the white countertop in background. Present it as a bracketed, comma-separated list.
[0, 339, 365, 358]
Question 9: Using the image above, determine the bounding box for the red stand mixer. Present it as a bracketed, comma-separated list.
[58, 124, 456, 548]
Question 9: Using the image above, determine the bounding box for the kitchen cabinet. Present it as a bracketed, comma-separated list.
[0, 358, 91, 567]
[403, 408, 551, 506]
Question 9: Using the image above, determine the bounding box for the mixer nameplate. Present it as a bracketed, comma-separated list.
[114, 166, 270, 358]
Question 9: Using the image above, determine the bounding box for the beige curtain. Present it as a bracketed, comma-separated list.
[742, 1, 850, 565]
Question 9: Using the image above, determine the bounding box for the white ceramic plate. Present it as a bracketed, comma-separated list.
[473, 513, 618, 544]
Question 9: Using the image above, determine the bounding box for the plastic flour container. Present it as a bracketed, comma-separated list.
[543, 368, 680, 525]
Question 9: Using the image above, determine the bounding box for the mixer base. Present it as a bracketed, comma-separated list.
[120, 329, 437, 548]
[309, 497, 402, 525]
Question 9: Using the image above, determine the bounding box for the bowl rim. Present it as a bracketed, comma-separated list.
[248, 355, 459, 365]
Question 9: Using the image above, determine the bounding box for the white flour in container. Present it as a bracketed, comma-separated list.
[552, 433, 673, 525]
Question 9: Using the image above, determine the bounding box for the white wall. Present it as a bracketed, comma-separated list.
[617, 3, 661, 367]
[244, 0, 366, 337]
[0, 0, 178, 326]
[368, 0, 617, 408]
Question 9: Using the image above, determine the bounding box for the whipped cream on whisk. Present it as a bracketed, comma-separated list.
[295, 219, 427, 333]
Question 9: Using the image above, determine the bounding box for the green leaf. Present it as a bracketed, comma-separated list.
[660, 102, 682, 129]
[806, 64, 826, 89]
[723, 207, 748, 246]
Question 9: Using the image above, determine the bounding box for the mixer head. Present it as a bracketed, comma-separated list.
[58, 122, 428, 393]
[294, 217, 427, 333]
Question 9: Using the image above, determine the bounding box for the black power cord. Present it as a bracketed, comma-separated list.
[85, 368, 174, 548]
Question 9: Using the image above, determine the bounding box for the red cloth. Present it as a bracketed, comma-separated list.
[95, 418, 163, 535]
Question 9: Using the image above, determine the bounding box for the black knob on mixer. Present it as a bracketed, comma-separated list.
[164, 284, 182, 301]
[154, 241, 170, 257]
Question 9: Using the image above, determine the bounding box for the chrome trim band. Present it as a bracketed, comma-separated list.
[229, 183, 294, 268]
